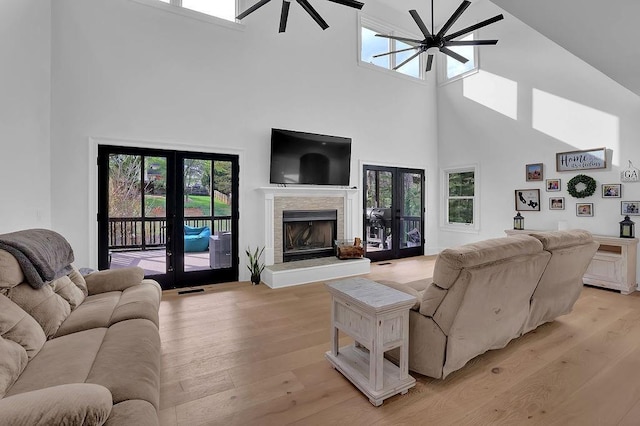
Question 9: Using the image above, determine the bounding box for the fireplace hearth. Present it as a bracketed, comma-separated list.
[283, 210, 337, 262]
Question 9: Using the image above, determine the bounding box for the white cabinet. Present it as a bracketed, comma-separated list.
[505, 231, 638, 295]
[583, 235, 638, 295]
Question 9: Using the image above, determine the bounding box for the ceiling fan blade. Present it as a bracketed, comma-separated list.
[279, 1, 291, 33]
[440, 47, 468, 64]
[372, 46, 418, 58]
[326, 0, 364, 10]
[409, 10, 431, 38]
[426, 54, 434, 72]
[296, 0, 329, 30]
[444, 14, 504, 41]
[237, 0, 272, 20]
[393, 51, 422, 70]
[437, 0, 471, 37]
[375, 34, 423, 45]
[445, 39, 498, 46]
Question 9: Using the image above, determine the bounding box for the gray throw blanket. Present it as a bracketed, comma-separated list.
[0, 229, 74, 289]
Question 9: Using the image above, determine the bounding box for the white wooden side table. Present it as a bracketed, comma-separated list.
[325, 277, 417, 406]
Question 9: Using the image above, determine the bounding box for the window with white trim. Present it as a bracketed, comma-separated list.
[440, 33, 478, 83]
[443, 166, 478, 230]
[359, 17, 423, 80]
[154, 0, 236, 22]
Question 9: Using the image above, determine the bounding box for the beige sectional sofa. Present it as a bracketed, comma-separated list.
[0, 239, 162, 425]
[383, 229, 598, 379]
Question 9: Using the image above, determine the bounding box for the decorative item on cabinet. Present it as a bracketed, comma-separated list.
[513, 212, 524, 230]
[620, 216, 635, 238]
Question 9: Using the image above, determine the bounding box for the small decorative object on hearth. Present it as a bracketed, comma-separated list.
[620, 216, 635, 238]
[513, 212, 524, 230]
[567, 174, 596, 198]
[245, 246, 266, 285]
[335, 237, 365, 259]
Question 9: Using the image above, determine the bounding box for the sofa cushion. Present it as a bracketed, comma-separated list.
[86, 319, 161, 410]
[0, 336, 27, 398]
[5, 282, 71, 339]
[6, 328, 107, 397]
[85, 267, 145, 295]
[433, 235, 543, 289]
[54, 292, 121, 338]
[54, 281, 162, 338]
[51, 275, 86, 310]
[0, 249, 24, 289]
[68, 264, 89, 296]
[111, 282, 161, 328]
[529, 229, 594, 251]
[0, 294, 46, 360]
[0, 383, 112, 426]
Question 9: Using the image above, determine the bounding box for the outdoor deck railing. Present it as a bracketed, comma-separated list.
[108, 216, 232, 251]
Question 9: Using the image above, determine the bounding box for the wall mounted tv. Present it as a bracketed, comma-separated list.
[269, 128, 351, 186]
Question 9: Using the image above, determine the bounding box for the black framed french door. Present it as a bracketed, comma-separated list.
[97, 145, 239, 289]
[363, 165, 424, 262]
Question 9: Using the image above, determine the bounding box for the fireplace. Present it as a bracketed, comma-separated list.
[283, 210, 337, 262]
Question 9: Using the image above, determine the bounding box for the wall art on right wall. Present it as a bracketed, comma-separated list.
[621, 201, 640, 216]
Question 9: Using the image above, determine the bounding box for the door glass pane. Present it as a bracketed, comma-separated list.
[183, 158, 213, 272]
[211, 160, 233, 269]
[108, 154, 167, 275]
[365, 170, 393, 252]
[400, 172, 422, 249]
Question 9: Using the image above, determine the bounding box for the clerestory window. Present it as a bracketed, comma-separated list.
[359, 17, 423, 81]
[440, 33, 478, 83]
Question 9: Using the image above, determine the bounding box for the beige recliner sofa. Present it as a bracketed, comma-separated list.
[384, 229, 598, 379]
[0, 230, 162, 425]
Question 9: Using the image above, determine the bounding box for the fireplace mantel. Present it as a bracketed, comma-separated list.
[258, 186, 359, 266]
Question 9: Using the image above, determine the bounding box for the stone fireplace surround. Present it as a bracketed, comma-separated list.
[259, 187, 370, 288]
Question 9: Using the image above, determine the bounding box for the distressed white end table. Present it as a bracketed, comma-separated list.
[325, 277, 417, 406]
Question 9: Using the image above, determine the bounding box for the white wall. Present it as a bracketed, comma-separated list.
[438, 1, 640, 276]
[0, 0, 52, 232]
[49, 0, 439, 273]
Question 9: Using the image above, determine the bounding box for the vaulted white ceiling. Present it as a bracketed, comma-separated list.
[381, 0, 640, 97]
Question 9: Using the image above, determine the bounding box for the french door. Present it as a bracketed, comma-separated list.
[363, 165, 424, 262]
[97, 145, 239, 289]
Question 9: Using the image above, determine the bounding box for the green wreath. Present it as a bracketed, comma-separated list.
[567, 174, 596, 198]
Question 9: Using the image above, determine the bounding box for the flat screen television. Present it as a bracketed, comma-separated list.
[269, 128, 351, 186]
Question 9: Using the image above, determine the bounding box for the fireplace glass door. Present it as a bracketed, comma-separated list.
[364, 165, 424, 262]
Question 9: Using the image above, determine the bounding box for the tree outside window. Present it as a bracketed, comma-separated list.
[447, 170, 475, 225]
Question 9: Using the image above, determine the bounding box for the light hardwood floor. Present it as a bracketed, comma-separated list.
[158, 256, 640, 426]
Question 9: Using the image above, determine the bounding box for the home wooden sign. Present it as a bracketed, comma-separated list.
[556, 147, 606, 172]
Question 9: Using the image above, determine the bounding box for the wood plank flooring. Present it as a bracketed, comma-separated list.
[158, 256, 640, 426]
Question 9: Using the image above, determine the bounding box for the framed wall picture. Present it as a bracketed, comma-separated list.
[549, 197, 565, 210]
[602, 183, 621, 198]
[621, 201, 640, 216]
[515, 189, 540, 211]
[576, 203, 594, 217]
[556, 147, 606, 172]
[526, 163, 544, 181]
[546, 179, 561, 192]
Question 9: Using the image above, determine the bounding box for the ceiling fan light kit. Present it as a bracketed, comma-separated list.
[237, 0, 364, 33]
[374, 0, 504, 73]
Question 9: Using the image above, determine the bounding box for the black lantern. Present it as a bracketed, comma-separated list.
[513, 212, 524, 230]
[620, 215, 635, 238]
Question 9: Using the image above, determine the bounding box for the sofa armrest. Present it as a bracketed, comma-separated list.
[0, 383, 112, 426]
[85, 267, 145, 295]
